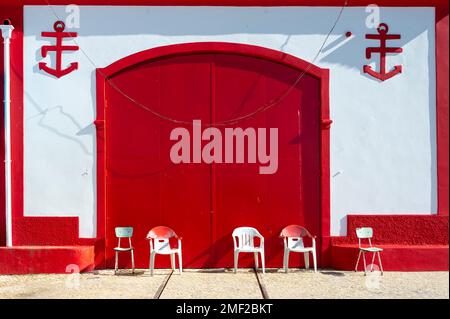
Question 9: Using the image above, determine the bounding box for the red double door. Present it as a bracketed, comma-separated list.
[104, 48, 321, 269]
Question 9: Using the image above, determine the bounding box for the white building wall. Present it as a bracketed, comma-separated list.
[23, 6, 436, 237]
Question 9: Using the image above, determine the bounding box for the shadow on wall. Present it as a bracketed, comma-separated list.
[318, 10, 429, 72]
[24, 95, 93, 156]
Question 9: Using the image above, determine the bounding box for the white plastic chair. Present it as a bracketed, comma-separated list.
[355, 227, 384, 275]
[232, 227, 265, 274]
[146, 226, 182, 276]
[280, 225, 317, 273]
[114, 227, 135, 275]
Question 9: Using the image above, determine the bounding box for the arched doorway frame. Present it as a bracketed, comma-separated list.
[94, 42, 331, 267]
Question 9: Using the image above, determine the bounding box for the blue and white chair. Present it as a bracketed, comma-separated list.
[114, 226, 135, 274]
[355, 227, 384, 275]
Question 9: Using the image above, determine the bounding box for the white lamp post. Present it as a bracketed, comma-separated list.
[1, 21, 14, 247]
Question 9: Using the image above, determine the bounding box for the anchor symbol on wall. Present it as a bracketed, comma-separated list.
[363, 23, 403, 81]
[38, 21, 79, 78]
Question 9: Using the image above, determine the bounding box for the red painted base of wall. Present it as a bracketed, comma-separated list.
[330, 215, 449, 271]
[331, 244, 449, 271]
[0, 246, 95, 274]
[336, 215, 449, 245]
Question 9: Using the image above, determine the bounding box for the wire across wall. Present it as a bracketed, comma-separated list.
[42, 0, 348, 126]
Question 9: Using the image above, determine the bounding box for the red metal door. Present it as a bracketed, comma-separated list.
[104, 47, 321, 269]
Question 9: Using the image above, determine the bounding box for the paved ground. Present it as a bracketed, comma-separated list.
[0, 269, 448, 299]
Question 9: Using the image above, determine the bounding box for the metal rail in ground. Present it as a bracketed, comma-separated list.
[254, 268, 270, 299]
[153, 270, 173, 299]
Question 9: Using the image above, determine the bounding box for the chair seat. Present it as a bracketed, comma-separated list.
[236, 247, 263, 253]
[152, 248, 180, 255]
[360, 247, 383, 252]
[288, 247, 314, 253]
[114, 247, 134, 251]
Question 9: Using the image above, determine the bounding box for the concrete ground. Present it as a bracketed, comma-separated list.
[0, 269, 448, 299]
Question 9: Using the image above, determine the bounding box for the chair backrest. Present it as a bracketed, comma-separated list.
[147, 226, 179, 252]
[280, 225, 312, 238]
[115, 227, 133, 238]
[356, 227, 373, 239]
[356, 227, 373, 248]
[232, 227, 262, 248]
[146, 226, 178, 239]
[280, 225, 314, 249]
[115, 227, 133, 249]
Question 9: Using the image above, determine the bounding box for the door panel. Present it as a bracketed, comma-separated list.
[212, 54, 320, 268]
[105, 55, 212, 268]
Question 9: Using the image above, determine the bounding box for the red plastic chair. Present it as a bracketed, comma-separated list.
[280, 225, 317, 273]
[146, 226, 182, 276]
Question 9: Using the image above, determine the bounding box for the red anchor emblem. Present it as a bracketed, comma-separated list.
[39, 21, 79, 78]
[363, 23, 403, 81]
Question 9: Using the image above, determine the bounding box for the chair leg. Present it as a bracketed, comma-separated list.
[131, 250, 135, 274]
[170, 254, 175, 271]
[178, 251, 183, 275]
[261, 251, 265, 274]
[254, 252, 259, 270]
[355, 250, 362, 272]
[362, 252, 367, 276]
[149, 251, 152, 272]
[312, 249, 317, 273]
[304, 252, 310, 270]
[234, 251, 239, 274]
[283, 250, 290, 273]
[370, 252, 376, 272]
[377, 252, 383, 275]
[114, 251, 119, 275]
[150, 252, 155, 277]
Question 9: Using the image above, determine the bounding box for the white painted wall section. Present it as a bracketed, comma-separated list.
[23, 6, 436, 237]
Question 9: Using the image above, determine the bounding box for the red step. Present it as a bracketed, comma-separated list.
[0, 246, 95, 274]
[331, 244, 449, 271]
[330, 214, 449, 271]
